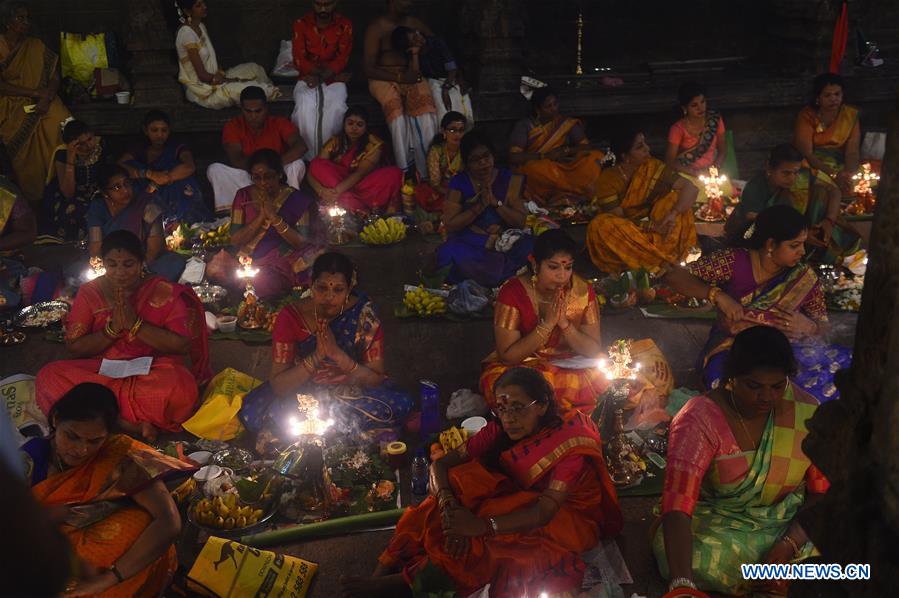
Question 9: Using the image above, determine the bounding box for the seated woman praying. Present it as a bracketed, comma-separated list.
[307, 105, 403, 215]
[664, 205, 849, 403]
[480, 229, 607, 415]
[40, 119, 109, 242]
[223, 148, 326, 299]
[24, 383, 194, 597]
[652, 326, 828, 596]
[85, 165, 186, 282]
[414, 111, 467, 214]
[36, 230, 211, 440]
[586, 127, 698, 275]
[435, 131, 533, 288]
[509, 86, 605, 206]
[342, 367, 622, 598]
[117, 109, 210, 224]
[240, 252, 413, 443]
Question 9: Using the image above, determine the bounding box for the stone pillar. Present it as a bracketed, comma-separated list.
[796, 92, 899, 595]
[459, 0, 525, 95]
[125, 0, 183, 106]
[766, 0, 841, 73]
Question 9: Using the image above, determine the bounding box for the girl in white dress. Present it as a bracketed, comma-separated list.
[174, 0, 279, 109]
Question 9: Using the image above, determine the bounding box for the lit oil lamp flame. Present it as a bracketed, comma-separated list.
[327, 206, 346, 218]
[852, 162, 880, 196]
[290, 394, 335, 437]
[85, 257, 106, 281]
[596, 339, 640, 380]
[236, 255, 259, 279]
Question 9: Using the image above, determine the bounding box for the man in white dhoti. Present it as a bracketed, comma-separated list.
[290, 0, 353, 160]
[206, 86, 308, 212]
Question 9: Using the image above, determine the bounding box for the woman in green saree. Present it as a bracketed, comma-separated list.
[652, 326, 829, 596]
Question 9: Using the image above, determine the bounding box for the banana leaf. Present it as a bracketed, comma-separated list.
[240, 508, 406, 547]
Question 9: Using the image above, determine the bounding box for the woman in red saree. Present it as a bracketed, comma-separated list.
[36, 230, 210, 439]
[307, 105, 403, 214]
[342, 368, 622, 598]
[24, 383, 193, 597]
[480, 229, 607, 415]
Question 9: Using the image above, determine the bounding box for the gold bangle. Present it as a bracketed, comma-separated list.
[707, 286, 721, 304]
[346, 361, 359, 374]
[782, 534, 801, 558]
[103, 320, 121, 339]
[302, 355, 316, 374]
[128, 318, 143, 340]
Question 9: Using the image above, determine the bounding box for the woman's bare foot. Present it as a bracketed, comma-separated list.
[339, 574, 410, 598]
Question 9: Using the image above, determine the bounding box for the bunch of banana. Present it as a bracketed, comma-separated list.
[403, 285, 447, 316]
[359, 218, 406, 245]
[192, 494, 265, 530]
[438, 426, 470, 452]
[199, 222, 231, 247]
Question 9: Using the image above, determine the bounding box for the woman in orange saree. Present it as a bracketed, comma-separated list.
[509, 87, 604, 206]
[36, 230, 210, 439]
[481, 229, 607, 416]
[0, 3, 71, 203]
[586, 128, 698, 275]
[343, 368, 622, 598]
[24, 383, 192, 597]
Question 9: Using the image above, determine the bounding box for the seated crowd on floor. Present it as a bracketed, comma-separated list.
[0, 0, 870, 595]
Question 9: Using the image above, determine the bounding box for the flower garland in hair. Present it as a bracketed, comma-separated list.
[601, 151, 616, 167]
[174, 1, 188, 25]
[743, 221, 756, 240]
[59, 116, 76, 134]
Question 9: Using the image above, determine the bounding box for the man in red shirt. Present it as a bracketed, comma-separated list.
[291, 0, 353, 159]
[207, 86, 308, 212]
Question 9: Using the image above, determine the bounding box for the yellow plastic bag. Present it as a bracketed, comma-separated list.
[60, 32, 108, 88]
[182, 368, 261, 441]
[624, 339, 674, 409]
[187, 536, 317, 598]
[1, 374, 47, 434]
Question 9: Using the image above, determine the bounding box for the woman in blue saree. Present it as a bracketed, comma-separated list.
[118, 110, 210, 224]
[86, 165, 186, 282]
[240, 252, 412, 441]
[436, 131, 533, 288]
[664, 205, 850, 403]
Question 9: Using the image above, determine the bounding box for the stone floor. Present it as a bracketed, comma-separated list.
[2, 232, 859, 598]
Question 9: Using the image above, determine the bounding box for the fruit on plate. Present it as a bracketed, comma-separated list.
[200, 222, 231, 247]
[359, 218, 406, 245]
[192, 495, 265, 529]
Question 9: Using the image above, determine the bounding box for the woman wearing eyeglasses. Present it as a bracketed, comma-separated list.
[84, 164, 186, 282]
[413, 111, 467, 214]
[348, 367, 622, 598]
[226, 148, 326, 298]
[435, 130, 532, 288]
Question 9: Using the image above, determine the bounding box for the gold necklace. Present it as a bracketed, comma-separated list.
[729, 389, 757, 451]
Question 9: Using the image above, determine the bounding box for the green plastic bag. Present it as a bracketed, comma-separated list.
[60, 32, 108, 88]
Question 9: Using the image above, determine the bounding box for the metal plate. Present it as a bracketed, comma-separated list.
[13, 301, 70, 328]
[191, 284, 228, 304]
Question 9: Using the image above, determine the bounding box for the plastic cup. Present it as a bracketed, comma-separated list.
[115, 91, 131, 105]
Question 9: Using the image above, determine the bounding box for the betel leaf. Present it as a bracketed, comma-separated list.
[411, 561, 457, 598]
[235, 478, 264, 503]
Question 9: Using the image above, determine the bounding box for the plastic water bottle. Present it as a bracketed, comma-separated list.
[419, 379, 441, 438]
[410, 447, 429, 504]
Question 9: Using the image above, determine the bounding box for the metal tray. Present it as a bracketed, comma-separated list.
[13, 300, 70, 328]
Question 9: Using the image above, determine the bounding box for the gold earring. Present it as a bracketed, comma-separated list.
[767, 250, 773, 258]
[530, 273, 537, 287]
[724, 378, 734, 391]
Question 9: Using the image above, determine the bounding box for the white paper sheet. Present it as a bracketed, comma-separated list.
[99, 357, 153, 378]
[550, 356, 600, 370]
